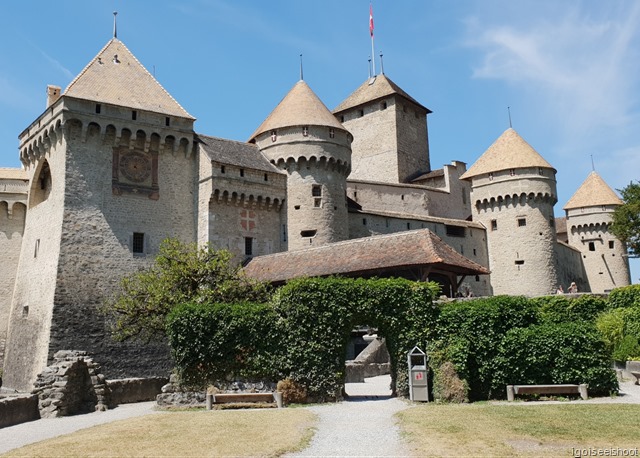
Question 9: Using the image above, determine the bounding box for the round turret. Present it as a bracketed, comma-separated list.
[250, 81, 352, 251]
[461, 128, 559, 296]
[564, 171, 631, 292]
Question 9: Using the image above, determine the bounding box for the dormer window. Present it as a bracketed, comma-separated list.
[271, 130, 277, 142]
[510, 169, 515, 176]
[302, 126, 309, 137]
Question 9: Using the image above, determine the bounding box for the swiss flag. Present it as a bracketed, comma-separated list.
[369, 4, 374, 38]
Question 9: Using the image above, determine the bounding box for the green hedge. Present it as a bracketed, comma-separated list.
[165, 278, 623, 402]
[492, 322, 618, 396]
[608, 285, 640, 309]
[272, 277, 440, 400]
[167, 301, 279, 387]
[433, 296, 539, 400]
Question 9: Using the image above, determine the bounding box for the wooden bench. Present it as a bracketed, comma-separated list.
[205, 392, 283, 410]
[506, 384, 588, 401]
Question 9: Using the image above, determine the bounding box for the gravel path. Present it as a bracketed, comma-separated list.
[287, 375, 414, 457]
[0, 401, 160, 454]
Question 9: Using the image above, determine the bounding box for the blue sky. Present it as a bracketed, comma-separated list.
[1, 0, 639, 282]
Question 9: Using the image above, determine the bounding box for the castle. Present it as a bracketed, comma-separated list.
[0, 35, 630, 392]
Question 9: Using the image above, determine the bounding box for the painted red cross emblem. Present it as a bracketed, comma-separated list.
[240, 209, 256, 231]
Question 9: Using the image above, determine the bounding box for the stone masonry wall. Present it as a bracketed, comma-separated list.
[47, 106, 197, 383]
[0, 200, 26, 367]
[3, 123, 67, 391]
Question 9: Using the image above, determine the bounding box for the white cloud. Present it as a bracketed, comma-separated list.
[465, 1, 640, 154]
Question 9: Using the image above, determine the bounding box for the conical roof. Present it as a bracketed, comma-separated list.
[460, 128, 555, 180]
[563, 171, 623, 210]
[249, 80, 345, 142]
[333, 74, 429, 113]
[63, 39, 194, 119]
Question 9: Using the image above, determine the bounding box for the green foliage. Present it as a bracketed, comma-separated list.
[612, 335, 640, 362]
[492, 322, 618, 396]
[608, 285, 640, 309]
[104, 239, 270, 341]
[596, 306, 640, 361]
[167, 301, 278, 387]
[533, 294, 609, 323]
[434, 296, 539, 400]
[272, 277, 440, 401]
[596, 308, 628, 353]
[610, 181, 640, 257]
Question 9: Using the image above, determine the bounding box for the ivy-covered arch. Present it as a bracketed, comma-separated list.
[167, 277, 440, 401]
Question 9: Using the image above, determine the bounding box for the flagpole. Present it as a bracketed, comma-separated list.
[370, 3, 376, 76]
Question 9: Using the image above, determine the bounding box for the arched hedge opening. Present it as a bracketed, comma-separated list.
[167, 277, 440, 401]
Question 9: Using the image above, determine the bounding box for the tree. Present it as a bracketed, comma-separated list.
[103, 238, 271, 341]
[611, 181, 640, 257]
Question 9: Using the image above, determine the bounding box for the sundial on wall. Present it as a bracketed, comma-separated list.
[119, 151, 152, 183]
[112, 148, 159, 200]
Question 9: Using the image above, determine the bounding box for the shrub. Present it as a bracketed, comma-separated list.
[533, 294, 609, 323]
[435, 296, 539, 400]
[492, 322, 618, 396]
[167, 301, 279, 388]
[432, 362, 468, 403]
[608, 285, 640, 309]
[612, 335, 640, 362]
[276, 378, 308, 405]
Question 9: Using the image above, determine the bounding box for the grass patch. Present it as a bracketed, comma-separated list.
[5, 409, 316, 457]
[398, 403, 640, 457]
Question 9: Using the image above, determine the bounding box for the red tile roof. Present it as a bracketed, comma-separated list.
[243, 229, 489, 283]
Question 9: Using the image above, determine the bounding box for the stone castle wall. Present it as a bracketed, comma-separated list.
[395, 100, 430, 181]
[204, 158, 286, 258]
[3, 118, 67, 391]
[0, 198, 26, 366]
[4, 97, 198, 391]
[555, 241, 588, 292]
[347, 161, 472, 221]
[340, 96, 399, 183]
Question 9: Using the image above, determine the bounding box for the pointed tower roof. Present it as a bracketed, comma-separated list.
[563, 171, 623, 210]
[460, 128, 555, 180]
[333, 74, 430, 113]
[249, 80, 344, 142]
[63, 39, 194, 119]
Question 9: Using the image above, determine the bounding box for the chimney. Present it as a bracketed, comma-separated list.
[46, 85, 62, 108]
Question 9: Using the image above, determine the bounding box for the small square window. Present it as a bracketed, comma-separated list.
[240, 169, 245, 177]
[407, 222, 411, 230]
[165, 117, 170, 126]
[362, 218, 367, 225]
[132, 110, 137, 120]
[264, 173, 268, 182]
[358, 109, 364, 117]
[95, 104, 101, 114]
[244, 237, 253, 256]
[221, 165, 225, 174]
[340, 115, 345, 123]
[314, 198, 322, 208]
[589, 242, 596, 251]
[609, 240, 615, 249]
[312, 185, 322, 197]
[491, 220, 498, 231]
[518, 218, 527, 227]
[515, 260, 525, 265]
[132, 233, 145, 254]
